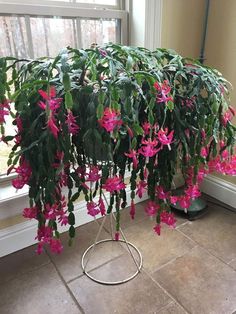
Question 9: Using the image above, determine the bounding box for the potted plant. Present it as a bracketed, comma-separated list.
[0, 44, 235, 254]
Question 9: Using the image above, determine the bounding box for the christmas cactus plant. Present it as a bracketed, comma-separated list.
[0, 44, 235, 254]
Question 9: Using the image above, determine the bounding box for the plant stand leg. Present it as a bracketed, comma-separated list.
[81, 195, 143, 285]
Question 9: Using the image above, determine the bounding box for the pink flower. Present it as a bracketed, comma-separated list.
[139, 138, 159, 157]
[221, 149, 229, 159]
[49, 238, 63, 254]
[85, 165, 101, 182]
[36, 242, 44, 255]
[23, 206, 38, 219]
[126, 126, 134, 138]
[201, 129, 206, 140]
[197, 167, 208, 183]
[125, 149, 138, 169]
[178, 195, 191, 209]
[156, 186, 169, 200]
[0, 99, 10, 124]
[66, 111, 79, 135]
[36, 226, 53, 244]
[12, 177, 26, 189]
[221, 107, 235, 127]
[115, 232, 120, 241]
[130, 200, 135, 219]
[185, 98, 195, 108]
[47, 116, 59, 138]
[87, 201, 100, 217]
[154, 80, 173, 104]
[102, 176, 126, 193]
[38, 86, 62, 112]
[136, 180, 147, 198]
[153, 224, 161, 235]
[44, 203, 58, 220]
[98, 107, 122, 132]
[98, 197, 106, 216]
[98, 48, 107, 57]
[160, 211, 176, 228]
[200, 147, 208, 158]
[145, 201, 160, 217]
[12, 158, 32, 189]
[185, 185, 201, 200]
[157, 128, 174, 148]
[185, 128, 190, 139]
[58, 173, 68, 187]
[58, 212, 68, 226]
[170, 196, 178, 205]
[142, 122, 151, 135]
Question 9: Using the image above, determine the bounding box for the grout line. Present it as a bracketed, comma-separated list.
[66, 253, 124, 285]
[45, 250, 86, 314]
[142, 267, 190, 314]
[149, 245, 198, 274]
[176, 227, 235, 269]
[1, 260, 51, 285]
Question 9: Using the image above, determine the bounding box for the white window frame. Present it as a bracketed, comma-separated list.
[0, 0, 128, 185]
[0, 0, 128, 46]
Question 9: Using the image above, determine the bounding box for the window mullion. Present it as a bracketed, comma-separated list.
[24, 15, 34, 58]
[76, 17, 82, 49]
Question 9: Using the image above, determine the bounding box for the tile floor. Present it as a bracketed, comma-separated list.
[0, 195, 236, 314]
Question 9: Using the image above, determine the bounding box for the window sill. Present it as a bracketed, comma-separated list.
[0, 182, 29, 204]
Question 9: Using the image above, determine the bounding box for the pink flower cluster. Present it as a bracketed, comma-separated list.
[12, 158, 32, 189]
[144, 200, 176, 235]
[98, 107, 122, 132]
[221, 106, 235, 127]
[0, 99, 10, 124]
[36, 226, 63, 255]
[14, 116, 23, 145]
[44, 197, 68, 226]
[66, 111, 79, 135]
[154, 80, 173, 104]
[86, 197, 106, 217]
[38, 86, 62, 138]
[137, 126, 175, 159]
[102, 176, 126, 193]
[38, 86, 79, 139]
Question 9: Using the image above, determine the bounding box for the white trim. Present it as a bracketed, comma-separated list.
[201, 174, 236, 209]
[3, 173, 236, 257]
[144, 0, 162, 50]
[0, 187, 148, 257]
[0, 3, 127, 20]
[0, 0, 120, 10]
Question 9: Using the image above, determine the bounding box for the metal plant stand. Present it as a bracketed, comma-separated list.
[81, 195, 143, 285]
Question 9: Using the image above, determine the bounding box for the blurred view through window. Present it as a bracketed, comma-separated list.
[0, 0, 122, 175]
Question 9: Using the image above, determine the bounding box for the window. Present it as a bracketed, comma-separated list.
[0, 0, 128, 177]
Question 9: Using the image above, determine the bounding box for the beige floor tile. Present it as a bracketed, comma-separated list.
[47, 221, 125, 283]
[178, 205, 236, 263]
[0, 245, 50, 284]
[0, 263, 81, 314]
[68, 254, 171, 314]
[123, 218, 195, 273]
[153, 246, 236, 314]
[229, 259, 236, 271]
[157, 302, 188, 314]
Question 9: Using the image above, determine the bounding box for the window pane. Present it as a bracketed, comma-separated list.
[0, 14, 119, 175]
[0, 16, 30, 58]
[81, 19, 117, 48]
[30, 17, 77, 57]
[0, 115, 15, 175]
[39, 0, 117, 5]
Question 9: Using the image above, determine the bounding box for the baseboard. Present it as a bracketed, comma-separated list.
[2, 174, 234, 257]
[201, 175, 236, 209]
[0, 188, 148, 257]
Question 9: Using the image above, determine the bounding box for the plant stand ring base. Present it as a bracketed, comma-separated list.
[81, 238, 143, 285]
